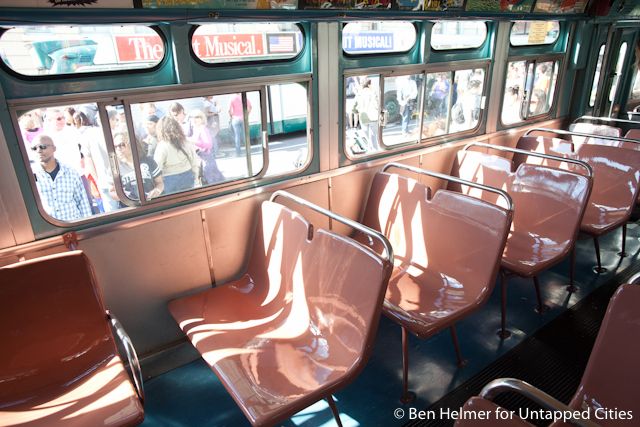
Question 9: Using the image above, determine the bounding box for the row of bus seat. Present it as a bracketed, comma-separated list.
[2, 117, 640, 427]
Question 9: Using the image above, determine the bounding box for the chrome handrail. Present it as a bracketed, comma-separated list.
[108, 311, 145, 403]
[573, 115, 640, 127]
[480, 378, 600, 427]
[524, 127, 640, 146]
[382, 162, 514, 212]
[269, 190, 394, 264]
[463, 142, 593, 178]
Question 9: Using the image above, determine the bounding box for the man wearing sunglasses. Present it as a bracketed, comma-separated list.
[31, 134, 92, 222]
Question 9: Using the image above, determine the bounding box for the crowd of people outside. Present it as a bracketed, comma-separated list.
[345, 70, 484, 155]
[18, 93, 254, 222]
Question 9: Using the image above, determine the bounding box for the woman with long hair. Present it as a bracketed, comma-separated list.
[154, 116, 200, 194]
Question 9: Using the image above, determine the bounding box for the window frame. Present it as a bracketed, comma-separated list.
[9, 75, 313, 227]
[499, 54, 563, 129]
[342, 60, 489, 162]
[189, 22, 306, 68]
[0, 24, 167, 81]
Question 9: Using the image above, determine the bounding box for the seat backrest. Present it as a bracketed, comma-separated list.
[568, 284, 640, 425]
[362, 172, 511, 300]
[455, 150, 512, 208]
[246, 200, 391, 364]
[513, 136, 575, 169]
[576, 143, 640, 222]
[625, 128, 640, 140]
[0, 251, 117, 406]
[457, 148, 591, 257]
[508, 163, 591, 247]
[569, 122, 623, 150]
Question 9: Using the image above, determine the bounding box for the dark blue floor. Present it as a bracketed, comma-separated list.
[141, 224, 640, 427]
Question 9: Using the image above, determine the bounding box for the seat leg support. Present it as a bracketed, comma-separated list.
[533, 276, 548, 314]
[567, 248, 577, 293]
[449, 325, 467, 368]
[326, 395, 343, 427]
[498, 270, 511, 339]
[593, 236, 607, 274]
[619, 224, 628, 257]
[400, 327, 416, 404]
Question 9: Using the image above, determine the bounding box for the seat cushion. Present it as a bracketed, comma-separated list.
[0, 356, 143, 427]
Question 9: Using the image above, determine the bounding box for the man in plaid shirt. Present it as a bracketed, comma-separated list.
[31, 134, 92, 222]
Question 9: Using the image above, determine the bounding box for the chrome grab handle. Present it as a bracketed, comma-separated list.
[382, 162, 514, 213]
[480, 378, 600, 427]
[107, 310, 145, 403]
[269, 190, 394, 264]
[574, 115, 640, 127]
[524, 127, 640, 146]
[463, 142, 593, 179]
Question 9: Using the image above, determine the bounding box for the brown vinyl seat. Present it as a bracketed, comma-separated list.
[456, 149, 591, 338]
[454, 283, 640, 427]
[569, 122, 622, 149]
[360, 170, 511, 401]
[515, 136, 640, 272]
[0, 251, 144, 427]
[168, 199, 392, 427]
[625, 128, 640, 140]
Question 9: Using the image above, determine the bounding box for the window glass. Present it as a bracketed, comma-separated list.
[264, 82, 309, 176]
[17, 103, 124, 223]
[191, 23, 303, 64]
[342, 21, 416, 55]
[628, 69, 640, 101]
[589, 44, 606, 107]
[608, 42, 627, 103]
[422, 72, 452, 138]
[502, 61, 528, 125]
[381, 74, 424, 146]
[431, 21, 487, 50]
[0, 25, 163, 76]
[502, 59, 558, 125]
[449, 69, 485, 132]
[528, 61, 556, 117]
[345, 74, 381, 156]
[510, 21, 560, 46]
[127, 93, 264, 199]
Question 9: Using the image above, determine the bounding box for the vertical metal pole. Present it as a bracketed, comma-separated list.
[450, 325, 466, 367]
[325, 395, 343, 427]
[533, 276, 547, 313]
[567, 247, 577, 293]
[619, 223, 627, 257]
[498, 270, 511, 339]
[400, 327, 415, 403]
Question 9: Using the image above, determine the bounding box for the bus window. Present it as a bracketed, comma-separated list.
[342, 21, 416, 55]
[449, 69, 485, 132]
[431, 21, 487, 50]
[628, 69, 640, 102]
[422, 72, 452, 138]
[608, 42, 627, 103]
[0, 25, 163, 77]
[589, 44, 606, 108]
[381, 73, 423, 146]
[125, 92, 264, 199]
[528, 61, 557, 117]
[264, 82, 310, 176]
[502, 59, 558, 125]
[510, 21, 560, 46]
[17, 104, 124, 224]
[345, 74, 381, 156]
[191, 23, 303, 65]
